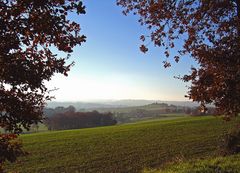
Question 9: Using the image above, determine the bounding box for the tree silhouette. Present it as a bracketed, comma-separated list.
[0, 0, 86, 170]
[117, 0, 240, 117]
[46, 110, 117, 130]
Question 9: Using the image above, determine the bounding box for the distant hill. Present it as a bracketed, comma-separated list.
[46, 101, 121, 110]
[46, 99, 200, 110]
[106, 99, 200, 107]
[44, 102, 188, 124]
[45, 101, 215, 124]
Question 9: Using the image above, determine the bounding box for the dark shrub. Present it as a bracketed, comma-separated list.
[220, 125, 240, 155]
[46, 111, 117, 130]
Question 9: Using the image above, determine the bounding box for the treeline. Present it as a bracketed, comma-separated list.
[43, 104, 217, 127]
[45, 108, 117, 130]
[113, 104, 217, 124]
[184, 107, 217, 116]
[44, 106, 77, 117]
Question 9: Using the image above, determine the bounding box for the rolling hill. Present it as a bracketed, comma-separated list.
[6, 116, 239, 173]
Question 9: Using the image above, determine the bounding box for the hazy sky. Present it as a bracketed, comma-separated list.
[46, 0, 198, 102]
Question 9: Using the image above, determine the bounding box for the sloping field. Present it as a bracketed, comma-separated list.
[145, 154, 240, 173]
[7, 116, 236, 173]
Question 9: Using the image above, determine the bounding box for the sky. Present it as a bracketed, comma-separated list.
[46, 0, 198, 102]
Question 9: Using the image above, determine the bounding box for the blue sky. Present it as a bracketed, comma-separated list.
[47, 0, 197, 102]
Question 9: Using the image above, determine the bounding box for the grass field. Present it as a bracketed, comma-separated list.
[95, 104, 170, 113]
[145, 154, 240, 173]
[6, 116, 238, 173]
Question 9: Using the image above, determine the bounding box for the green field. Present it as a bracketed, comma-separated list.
[6, 116, 239, 173]
[145, 153, 240, 173]
[94, 103, 173, 113]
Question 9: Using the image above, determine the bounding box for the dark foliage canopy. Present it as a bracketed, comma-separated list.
[46, 110, 117, 130]
[117, 0, 240, 117]
[0, 0, 86, 133]
[0, 0, 85, 169]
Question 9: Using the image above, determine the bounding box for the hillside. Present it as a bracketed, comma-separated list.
[145, 154, 240, 173]
[43, 103, 190, 125]
[46, 100, 200, 110]
[92, 103, 178, 113]
[7, 116, 237, 173]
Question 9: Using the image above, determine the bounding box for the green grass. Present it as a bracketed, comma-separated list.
[95, 103, 182, 113]
[144, 154, 240, 173]
[6, 116, 237, 173]
[1, 123, 48, 134]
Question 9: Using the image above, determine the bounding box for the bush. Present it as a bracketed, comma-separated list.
[220, 124, 240, 155]
[0, 134, 26, 172]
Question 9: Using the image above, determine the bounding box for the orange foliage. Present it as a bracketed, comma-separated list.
[117, 0, 240, 117]
[0, 0, 86, 170]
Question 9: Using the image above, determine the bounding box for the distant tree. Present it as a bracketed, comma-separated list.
[0, 0, 86, 170]
[66, 105, 76, 113]
[117, 0, 240, 118]
[184, 107, 192, 115]
[46, 111, 117, 130]
[43, 107, 56, 117]
[44, 105, 76, 119]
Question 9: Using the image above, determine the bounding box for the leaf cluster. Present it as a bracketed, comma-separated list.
[0, 0, 86, 133]
[117, 0, 240, 116]
[0, 0, 86, 170]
